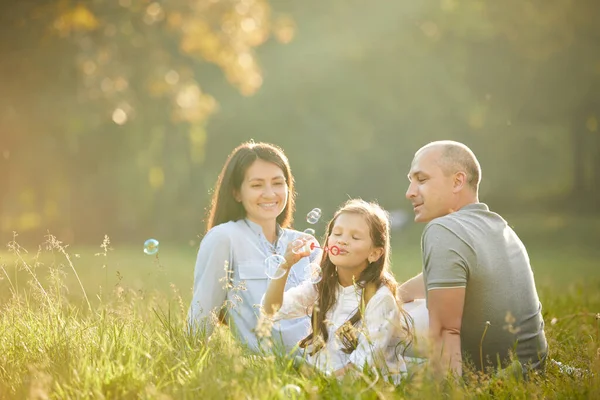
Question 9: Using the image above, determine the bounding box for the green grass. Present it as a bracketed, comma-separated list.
[0, 215, 599, 399]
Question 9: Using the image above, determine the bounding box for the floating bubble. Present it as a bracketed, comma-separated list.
[304, 262, 322, 284]
[306, 208, 321, 225]
[292, 237, 317, 255]
[291, 238, 307, 255]
[279, 384, 302, 398]
[265, 254, 287, 280]
[143, 238, 159, 255]
[303, 228, 315, 236]
[306, 212, 319, 224]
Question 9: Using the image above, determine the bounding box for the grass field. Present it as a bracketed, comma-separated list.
[0, 214, 599, 398]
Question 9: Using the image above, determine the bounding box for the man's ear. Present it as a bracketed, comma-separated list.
[453, 171, 467, 193]
[368, 247, 384, 264]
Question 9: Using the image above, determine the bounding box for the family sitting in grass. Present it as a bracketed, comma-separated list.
[187, 140, 548, 383]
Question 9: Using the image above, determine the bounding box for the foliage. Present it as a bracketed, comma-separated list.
[0, 0, 599, 244]
[0, 230, 598, 398]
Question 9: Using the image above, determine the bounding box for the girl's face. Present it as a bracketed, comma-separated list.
[234, 159, 288, 225]
[327, 213, 383, 274]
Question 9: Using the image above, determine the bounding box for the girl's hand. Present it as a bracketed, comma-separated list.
[282, 236, 313, 269]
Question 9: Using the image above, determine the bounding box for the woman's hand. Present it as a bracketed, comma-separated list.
[282, 236, 313, 270]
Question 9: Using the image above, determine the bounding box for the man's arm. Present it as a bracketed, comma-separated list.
[427, 287, 466, 377]
[398, 272, 425, 303]
[420, 222, 471, 377]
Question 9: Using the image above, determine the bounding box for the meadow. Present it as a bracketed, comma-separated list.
[0, 213, 598, 399]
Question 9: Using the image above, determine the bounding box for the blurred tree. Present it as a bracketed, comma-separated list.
[482, 0, 600, 209]
[0, 0, 598, 245]
[0, 0, 296, 242]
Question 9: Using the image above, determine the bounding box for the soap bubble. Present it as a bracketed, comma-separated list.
[265, 254, 287, 279]
[306, 208, 321, 224]
[304, 262, 322, 284]
[291, 238, 307, 254]
[279, 384, 302, 398]
[292, 237, 318, 255]
[143, 238, 159, 255]
[303, 228, 315, 236]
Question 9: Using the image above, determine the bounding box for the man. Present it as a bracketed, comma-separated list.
[399, 140, 547, 376]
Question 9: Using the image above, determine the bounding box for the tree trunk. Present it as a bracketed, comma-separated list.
[570, 117, 587, 197]
[592, 135, 600, 212]
[572, 89, 599, 212]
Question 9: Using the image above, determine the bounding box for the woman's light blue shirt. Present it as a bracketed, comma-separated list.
[187, 219, 322, 352]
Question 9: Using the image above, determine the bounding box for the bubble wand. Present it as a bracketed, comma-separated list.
[309, 242, 340, 256]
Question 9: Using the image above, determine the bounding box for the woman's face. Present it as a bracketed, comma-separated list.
[235, 159, 288, 225]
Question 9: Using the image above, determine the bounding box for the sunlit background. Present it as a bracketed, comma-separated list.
[1, 0, 598, 253]
[1, 3, 599, 397]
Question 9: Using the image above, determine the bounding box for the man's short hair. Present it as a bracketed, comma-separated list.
[419, 140, 481, 191]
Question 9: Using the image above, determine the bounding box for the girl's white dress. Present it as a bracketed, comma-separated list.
[269, 280, 409, 384]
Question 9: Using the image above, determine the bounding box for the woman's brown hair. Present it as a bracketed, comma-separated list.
[205, 141, 296, 232]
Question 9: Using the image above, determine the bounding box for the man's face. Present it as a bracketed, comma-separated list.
[405, 148, 456, 223]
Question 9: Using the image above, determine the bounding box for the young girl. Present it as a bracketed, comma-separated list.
[187, 141, 321, 353]
[263, 199, 412, 382]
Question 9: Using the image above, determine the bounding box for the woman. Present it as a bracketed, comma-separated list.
[187, 141, 321, 353]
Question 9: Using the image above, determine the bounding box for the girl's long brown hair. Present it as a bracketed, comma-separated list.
[298, 199, 412, 355]
[205, 141, 295, 232]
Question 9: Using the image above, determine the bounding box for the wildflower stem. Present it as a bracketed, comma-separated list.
[47, 234, 92, 312]
[0, 264, 16, 295]
[480, 321, 491, 371]
[9, 239, 52, 308]
[61, 248, 92, 312]
[596, 313, 600, 346]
